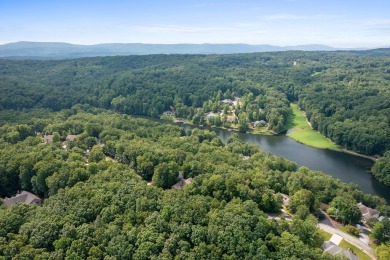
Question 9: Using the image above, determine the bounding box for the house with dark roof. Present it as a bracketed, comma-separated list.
[3, 191, 42, 207]
[357, 202, 380, 222]
[172, 178, 193, 189]
[321, 241, 358, 260]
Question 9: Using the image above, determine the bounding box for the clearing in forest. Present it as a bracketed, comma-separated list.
[286, 104, 340, 151]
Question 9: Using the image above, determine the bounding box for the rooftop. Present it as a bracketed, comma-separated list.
[3, 191, 42, 207]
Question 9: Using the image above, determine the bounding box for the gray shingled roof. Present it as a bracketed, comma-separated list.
[321, 241, 359, 260]
[3, 191, 41, 207]
[357, 202, 379, 222]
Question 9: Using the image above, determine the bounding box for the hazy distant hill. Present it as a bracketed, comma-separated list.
[0, 41, 351, 58]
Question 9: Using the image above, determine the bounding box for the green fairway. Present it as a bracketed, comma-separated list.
[286, 104, 341, 151]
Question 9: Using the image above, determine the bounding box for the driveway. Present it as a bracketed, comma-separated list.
[317, 223, 375, 259]
[318, 210, 335, 228]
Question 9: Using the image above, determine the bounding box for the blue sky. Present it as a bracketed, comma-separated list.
[0, 0, 389, 47]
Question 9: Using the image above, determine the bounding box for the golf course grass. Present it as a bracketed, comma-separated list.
[286, 104, 341, 151]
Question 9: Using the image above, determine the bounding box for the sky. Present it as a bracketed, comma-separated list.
[0, 0, 389, 48]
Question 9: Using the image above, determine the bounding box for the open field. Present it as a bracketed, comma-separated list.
[286, 104, 341, 151]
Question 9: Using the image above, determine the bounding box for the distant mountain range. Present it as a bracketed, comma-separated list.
[0, 41, 369, 59]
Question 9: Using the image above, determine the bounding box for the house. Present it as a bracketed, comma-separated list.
[252, 120, 267, 127]
[280, 193, 290, 207]
[172, 177, 193, 189]
[205, 112, 218, 120]
[221, 99, 234, 105]
[225, 115, 236, 123]
[43, 135, 54, 143]
[3, 191, 42, 207]
[66, 135, 77, 142]
[357, 202, 380, 222]
[321, 241, 358, 260]
[163, 111, 175, 117]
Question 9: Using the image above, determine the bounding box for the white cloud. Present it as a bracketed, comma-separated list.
[133, 25, 232, 33]
[263, 13, 341, 21]
[362, 19, 390, 35]
[132, 24, 268, 36]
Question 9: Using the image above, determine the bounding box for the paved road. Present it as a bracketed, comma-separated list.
[318, 210, 335, 228]
[267, 212, 376, 259]
[318, 223, 376, 259]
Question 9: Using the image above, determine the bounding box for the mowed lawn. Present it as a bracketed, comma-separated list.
[286, 104, 341, 151]
[319, 230, 371, 260]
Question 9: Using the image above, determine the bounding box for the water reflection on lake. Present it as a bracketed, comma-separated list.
[183, 124, 390, 203]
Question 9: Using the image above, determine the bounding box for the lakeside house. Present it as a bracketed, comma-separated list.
[252, 120, 267, 127]
[163, 111, 175, 117]
[357, 202, 380, 222]
[3, 191, 42, 207]
[205, 112, 219, 120]
[225, 115, 236, 123]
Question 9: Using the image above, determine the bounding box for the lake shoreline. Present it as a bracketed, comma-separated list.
[153, 113, 378, 162]
[341, 149, 378, 162]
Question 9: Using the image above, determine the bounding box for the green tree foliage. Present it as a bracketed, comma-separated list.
[2, 50, 388, 157]
[238, 113, 249, 133]
[290, 215, 322, 247]
[327, 195, 362, 224]
[371, 218, 390, 244]
[372, 151, 390, 186]
[0, 105, 387, 259]
[152, 162, 179, 189]
[288, 189, 318, 213]
[88, 145, 105, 163]
[376, 242, 390, 260]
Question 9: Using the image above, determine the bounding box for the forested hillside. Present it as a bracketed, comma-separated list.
[1, 51, 389, 156]
[0, 108, 388, 259]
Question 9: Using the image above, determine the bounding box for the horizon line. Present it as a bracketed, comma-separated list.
[1, 41, 387, 49]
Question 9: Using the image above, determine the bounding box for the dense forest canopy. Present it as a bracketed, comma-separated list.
[0, 107, 388, 259]
[1, 50, 389, 157]
[0, 51, 390, 258]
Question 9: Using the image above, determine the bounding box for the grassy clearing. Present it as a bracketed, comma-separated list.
[286, 104, 341, 151]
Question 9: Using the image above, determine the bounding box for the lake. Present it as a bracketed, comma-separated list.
[182, 124, 390, 203]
